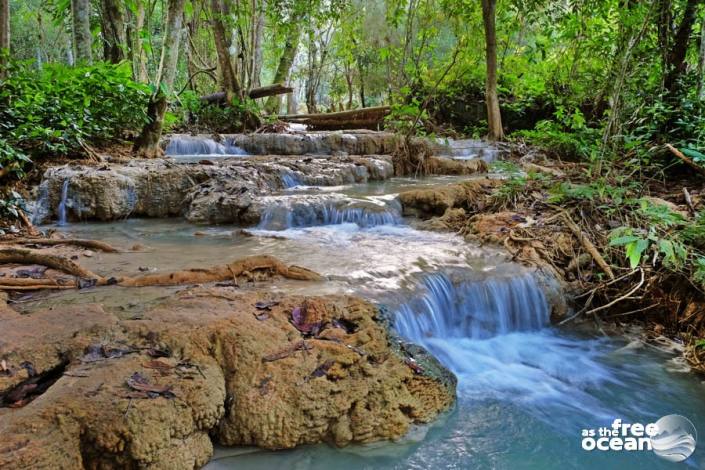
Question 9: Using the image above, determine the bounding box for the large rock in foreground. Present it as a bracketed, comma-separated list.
[0, 285, 455, 468]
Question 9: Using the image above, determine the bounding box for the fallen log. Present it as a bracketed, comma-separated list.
[279, 106, 391, 131]
[200, 83, 294, 104]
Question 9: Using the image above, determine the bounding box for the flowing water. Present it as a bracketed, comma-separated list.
[31, 174, 705, 469]
[56, 179, 70, 226]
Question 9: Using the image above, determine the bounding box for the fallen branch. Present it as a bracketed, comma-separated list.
[584, 268, 645, 315]
[562, 213, 615, 280]
[683, 187, 696, 214]
[200, 83, 294, 104]
[666, 144, 705, 177]
[262, 340, 312, 362]
[1, 238, 118, 253]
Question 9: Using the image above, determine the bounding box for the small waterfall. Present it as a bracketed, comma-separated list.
[57, 180, 70, 226]
[395, 273, 548, 342]
[257, 196, 402, 230]
[280, 172, 302, 189]
[165, 136, 248, 156]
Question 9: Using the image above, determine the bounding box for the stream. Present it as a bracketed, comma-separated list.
[26, 145, 705, 469]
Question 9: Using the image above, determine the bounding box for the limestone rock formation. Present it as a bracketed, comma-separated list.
[0, 282, 455, 468]
[33, 156, 394, 225]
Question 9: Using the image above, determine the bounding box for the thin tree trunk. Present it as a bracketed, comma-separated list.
[133, 0, 186, 157]
[699, 12, 705, 98]
[71, 0, 93, 63]
[250, 0, 265, 89]
[481, 0, 504, 140]
[664, 0, 701, 92]
[100, 0, 126, 63]
[210, 0, 243, 101]
[0, 0, 9, 74]
[127, 0, 148, 82]
[357, 58, 366, 108]
[264, 24, 301, 113]
[287, 91, 297, 114]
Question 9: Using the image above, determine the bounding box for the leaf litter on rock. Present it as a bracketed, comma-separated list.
[125, 372, 175, 399]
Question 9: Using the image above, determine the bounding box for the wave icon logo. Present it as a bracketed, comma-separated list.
[650, 414, 697, 462]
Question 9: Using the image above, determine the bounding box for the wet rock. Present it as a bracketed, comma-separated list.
[180, 132, 400, 156]
[34, 156, 395, 225]
[399, 179, 500, 218]
[0, 287, 455, 467]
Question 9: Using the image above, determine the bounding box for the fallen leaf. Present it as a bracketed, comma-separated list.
[126, 372, 175, 399]
[308, 360, 335, 380]
[143, 360, 174, 371]
[255, 300, 279, 310]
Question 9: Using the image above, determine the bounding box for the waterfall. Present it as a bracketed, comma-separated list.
[280, 172, 302, 189]
[392, 272, 619, 417]
[257, 196, 402, 230]
[394, 273, 549, 342]
[57, 180, 70, 226]
[165, 136, 248, 156]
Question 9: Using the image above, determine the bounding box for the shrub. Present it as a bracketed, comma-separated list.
[0, 61, 150, 155]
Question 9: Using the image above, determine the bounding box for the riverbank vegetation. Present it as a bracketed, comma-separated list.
[2, 0, 705, 363]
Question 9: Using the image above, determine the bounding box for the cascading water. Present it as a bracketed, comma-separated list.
[257, 195, 402, 230]
[280, 172, 302, 189]
[394, 273, 548, 341]
[393, 271, 623, 418]
[165, 136, 249, 157]
[56, 179, 70, 226]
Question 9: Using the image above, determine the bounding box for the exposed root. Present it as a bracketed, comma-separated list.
[0, 248, 105, 286]
[0, 238, 118, 253]
[118, 255, 322, 287]
[392, 136, 434, 177]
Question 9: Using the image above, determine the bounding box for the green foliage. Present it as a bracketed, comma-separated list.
[178, 91, 262, 133]
[0, 138, 31, 179]
[385, 96, 429, 135]
[514, 109, 601, 160]
[0, 61, 150, 155]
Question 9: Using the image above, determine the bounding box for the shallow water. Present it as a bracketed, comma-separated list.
[31, 177, 705, 469]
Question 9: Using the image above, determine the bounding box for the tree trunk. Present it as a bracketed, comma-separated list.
[264, 24, 301, 113]
[699, 11, 705, 98]
[71, 0, 93, 63]
[287, 91, 297, 114]
[250, 0, 265, 89]
[100, 0, 126, 63]
[210, 0, 243, 102]
[133, 0, 186, 157]
[0, 0, 9, 73]
[664, 0, 701, 92]
[481, 0, 504, 140]
[126, 0, 148, 82]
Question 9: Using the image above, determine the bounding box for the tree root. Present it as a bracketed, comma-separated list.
[0, 248, 105, 286]
[118, 255, 321, 287]
[0, 238, 118, 253]
[561, 212, 615, 280]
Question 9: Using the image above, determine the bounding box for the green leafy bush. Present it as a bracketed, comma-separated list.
[178, 91, 259, 133]
[0, 137, 31, 179]
[0, 61, 150, 155]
